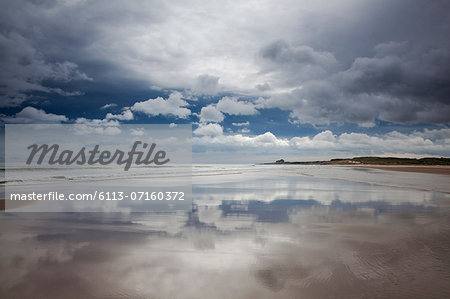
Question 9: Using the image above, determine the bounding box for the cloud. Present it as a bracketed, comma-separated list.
[298, 129, 450, 155]
[258, 80, 379, 125]
[333, 43, 450, 123]
[255, 83, 271, 92]
[131, 92, 191, 119]
[194, 131, 290, 150]
[0, 0, 351, 99]
[1, 0, 450, 127]
[100, 103, 118, 109]
[199, 105, 224, 123]
[216, 97, 258, 116]
[238, 128, 250, 133]
[105, 108, 134, 121]
[260, 39, 335, 65]
[198, 97, 258, 123]
[232, 121, 250, 127]
[192, 74, 220, 95]
[255, 7, 450, 125]
[193, 128, 450, 158]
[0, 32, 91, 107]
[256, 40, 338, 92]
[194, 123, 224, 136]
[290, 129, 449, 154]
[0, 107, 68, 123]
[74, 117, 121, 135]
[258, 37, 450, 125]
[290, 130, 446, 155]
[130, 128, 145, 136]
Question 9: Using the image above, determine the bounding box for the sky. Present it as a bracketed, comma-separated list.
[0, 0, 449, 162]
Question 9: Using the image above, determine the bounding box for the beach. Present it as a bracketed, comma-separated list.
[0, 164, 450, 298]
[350, 165, 450, 175]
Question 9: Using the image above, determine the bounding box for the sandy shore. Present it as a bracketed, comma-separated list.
[349, 164, 450, 175]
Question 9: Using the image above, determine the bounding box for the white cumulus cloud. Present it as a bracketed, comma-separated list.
[193, 128, 450, 159]
[0, 107, 68, 123]
[131, 91, 190, 119]
[74, 117, 121, 135]
[216, 97, 258, 115]
[199, 105, 224, 123]
[194, 123, 224, 136]
[106, 108, 134, 121]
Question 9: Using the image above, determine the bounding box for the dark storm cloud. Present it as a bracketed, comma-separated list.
[0, 31, 92, 106]
[0, 0, 166, 107]
[257, 0, 450, 125]
[260, 38, 450, 125]
[338, 42, 450, 121]
[260, 40, 336, 69]
[258, 39, 337, 85]
[0, 0, 449, 126]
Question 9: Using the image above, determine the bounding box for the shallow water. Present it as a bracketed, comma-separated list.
[1, 165, 450, 298]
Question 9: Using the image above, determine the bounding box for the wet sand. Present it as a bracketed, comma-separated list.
[1, 201, 449, 298]
[1, 165, 449, 298]
[350, 165, 450, 175]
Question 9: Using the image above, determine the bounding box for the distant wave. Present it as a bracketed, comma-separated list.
[0, 179, 23, 184]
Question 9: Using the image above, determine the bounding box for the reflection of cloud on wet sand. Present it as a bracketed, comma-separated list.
[249, 208, 450, 298]
[1, 199, 449, 298]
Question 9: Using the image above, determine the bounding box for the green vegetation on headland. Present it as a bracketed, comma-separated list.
[265, 157, 450, 165]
